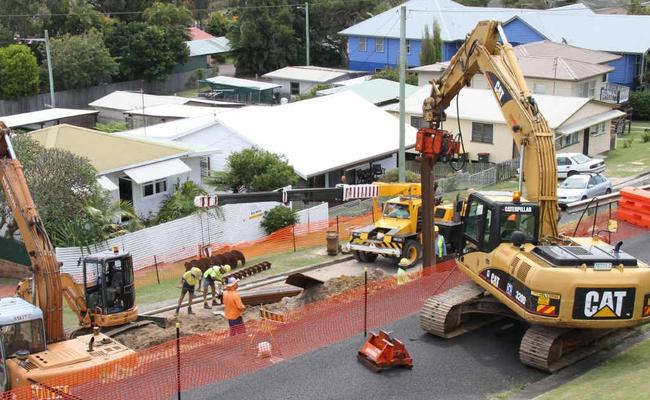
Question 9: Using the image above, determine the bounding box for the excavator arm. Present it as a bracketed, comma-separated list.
[424, 20, 558, 238]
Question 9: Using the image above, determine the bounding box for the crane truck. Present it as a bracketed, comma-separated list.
[417, 21, 650, 372]
[0, 123, 136, 394]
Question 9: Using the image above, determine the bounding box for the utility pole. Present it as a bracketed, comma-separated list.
[398, 5, 406, 182]
[44, 30, 55, 108]
[305, 2, 310, 66]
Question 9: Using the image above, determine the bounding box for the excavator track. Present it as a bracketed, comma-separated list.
[420, 281, 507, 338]
[519, 325, 637, 372]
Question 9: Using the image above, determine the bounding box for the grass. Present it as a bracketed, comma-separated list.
[605, 126, 650, 178]
[486, 383, 527, 400]
[442, 178, 520, 202]
[537, 337, 650, 400]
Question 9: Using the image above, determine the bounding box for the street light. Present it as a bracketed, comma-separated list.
[14, 30, 56, 108]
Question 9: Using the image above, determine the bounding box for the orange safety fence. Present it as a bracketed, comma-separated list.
[4, 261, 464, 400]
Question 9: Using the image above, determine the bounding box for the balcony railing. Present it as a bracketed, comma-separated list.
[599, 82, 630, 104]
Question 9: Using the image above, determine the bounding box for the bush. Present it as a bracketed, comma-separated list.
[95, 121, 127, 133]
[622, 138, 634, 148]
[642, 132, 650, 143]
[630, 91, 650, 120]
[378, 168, 421, 183]
[261, 205, 298, 235]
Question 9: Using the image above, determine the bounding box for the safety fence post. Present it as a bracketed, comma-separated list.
[292, 225, 297, 252]
[154, 255, 161, 285]
[336, 216, 339, 236]
[364, 266, 368, 337]
[176, 322, 182, 400]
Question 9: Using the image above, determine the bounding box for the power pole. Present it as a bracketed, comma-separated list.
[305, 2, 310, 66]
[398, 5, 406, 182]
[44, 30, 55, 108]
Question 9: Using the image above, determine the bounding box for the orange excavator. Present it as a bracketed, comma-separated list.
[0, 122, 136, 393]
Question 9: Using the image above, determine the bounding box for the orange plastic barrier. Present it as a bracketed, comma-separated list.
[618, 187, 650, 229]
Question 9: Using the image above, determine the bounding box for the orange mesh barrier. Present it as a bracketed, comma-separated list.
[4, 262, 464, 399]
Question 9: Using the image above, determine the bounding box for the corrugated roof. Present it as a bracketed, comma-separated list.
[215, 91, 417, 178]
[408, 62, 450, 73]
[514, 41, 620, 64]
[390, 86, 591, 129]
[557, 109, 625, 134]
[203, 76, 281, 91]
[124, 104, 233, 118]
[188, 27, 214, 41]
[89, 91, 187, 112]
[122, 115, 222, 140]
[339, 0, 593, 42]
[516, 56, 613, 81]
[333, 75, 372, 86]
[316, 79, 419, 105]
[262, 66, 362, 83]
[0, 108, 98, 128]
[186, 36, 231, 57]
[29, 124, 192, 174]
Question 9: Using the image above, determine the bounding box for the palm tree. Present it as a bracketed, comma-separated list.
[84, 194, 141, 241]
[156, 181, 208, 224]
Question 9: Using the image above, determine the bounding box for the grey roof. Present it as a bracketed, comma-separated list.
[339, 0, 593, 42]
[316, 78, 419, 105]
[186, 36, 231, 57]
[202, 76, 281, 91]
[0, 108, 98, 128]
[516, 56, 614, 81]
[262, 66, 363, 83]
[514, 41, 620, 64]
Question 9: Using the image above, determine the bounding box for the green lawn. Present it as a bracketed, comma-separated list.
[605, 126, 650, 178]
[538, 337, 650, 400]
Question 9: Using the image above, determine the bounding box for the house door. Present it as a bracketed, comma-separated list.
[582, 128, 590, 155]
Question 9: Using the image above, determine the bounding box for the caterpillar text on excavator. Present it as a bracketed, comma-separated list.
[416, 21, 650, 372]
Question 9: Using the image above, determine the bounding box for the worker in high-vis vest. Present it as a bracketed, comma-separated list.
[434, 225, 447, 258]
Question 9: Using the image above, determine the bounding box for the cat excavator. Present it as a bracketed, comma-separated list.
[417, 21, 650, 371]
[0, 122, 137, 393]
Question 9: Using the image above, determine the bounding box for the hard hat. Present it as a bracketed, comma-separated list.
[398, 258, 411, 267]
[222, 264, 232, 273]
[434, 225, 439, 233]
[191, 267, 202, 278]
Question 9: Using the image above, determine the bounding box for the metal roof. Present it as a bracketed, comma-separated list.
[89, 91, 187, 112]
[316, 79, 419, 105]
[0, 108, 98, 128]
[186, 36, 231, 57]
[124, 104, 233, 118]
[408, 62, 450, 73]
[556, 109, 626, 135]
[339, 0, 593, 41]
[202, 76, 281, 91]
[121, 114, 222, 140]
[514, 41, 620, 64]
[188, 27, 214, 41]
[515, 56, 613, 81]
[262, 66, 363, 83]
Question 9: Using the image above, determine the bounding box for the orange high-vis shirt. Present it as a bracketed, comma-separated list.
[223, 288, 245, 320]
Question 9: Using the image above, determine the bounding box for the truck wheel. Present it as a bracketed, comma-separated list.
[363, 252, 378, 262]
[353, 251, 363, 261]
[400, 240, 422, 268]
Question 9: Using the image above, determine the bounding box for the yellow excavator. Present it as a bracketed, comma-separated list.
[0, 122, 135, 393]
[417, 21, 650, 371]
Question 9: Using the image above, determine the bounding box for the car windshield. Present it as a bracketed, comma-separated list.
[383, 203, 410, 219]
[560, 176, 588, 189]
[571, 154, 591, 164]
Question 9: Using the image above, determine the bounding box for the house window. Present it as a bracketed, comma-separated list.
[471, 122, 493, 144]
[375, 38, 385, 53]
[143, 179, 167, 197]
[533, 83, 546, 94]
[590, 122, 607, 136]
[602, 74, 607, 83]
[406, 39, 411, 55]
[410, 116, 427, 128]
[290, 82, 300, 95]
[359, 37, 367, 52]
[555, 132, 580, 149]
[577, 80, 596, 98]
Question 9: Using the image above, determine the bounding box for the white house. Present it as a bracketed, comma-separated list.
[121, 91, 417, 187]
[0, 108, 99, 130]
[389, 86, 625, 163]
[262, 66, 366, 97]
[29, 124, 207, 219]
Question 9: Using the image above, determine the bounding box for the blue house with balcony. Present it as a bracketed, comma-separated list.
[339, 0, 650, 88]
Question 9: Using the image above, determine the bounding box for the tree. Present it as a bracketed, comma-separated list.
[261, 205, 298, 235]
[105, 22, 189, 82]
[95, 121, 128, 132]
[420, 25, 435, 65]
[379, 168, 421, 183]
[228, 0, 301, 76]
[372, 68, 418, 86]
[629, 0, 650, 15]
[294, 83, 332, 101]
[0, 45, 40, 100]
[156, 181, 207, 224]
[49, 30, 118, 90]
[144, 1, 193, 33]
[204, 11, 230, 37]
[455, 0, 490, 6]
[206, 147, 299, 193]
[432, 21, 442, 63]
[43, 0, 108, 36]
[0, 0, 48, 42]
[94, 0, 157, 22]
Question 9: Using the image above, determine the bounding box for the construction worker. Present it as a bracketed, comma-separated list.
[175, 266, 202, 316]
[202, 264, 223, 309]
[223, 276, 246, 336]
[435, 226, 447, 258]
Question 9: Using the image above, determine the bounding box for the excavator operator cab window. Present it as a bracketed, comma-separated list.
[384, 203, 410, 219]
[84, 255, 135, 314]
[500, 212, 536, 242]
[0, 319, 46, 358]
[462, 198, 497, 253]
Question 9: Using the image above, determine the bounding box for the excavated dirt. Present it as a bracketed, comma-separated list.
[115, 268, 387, 350]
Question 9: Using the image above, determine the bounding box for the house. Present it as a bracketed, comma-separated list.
[121, 91, 417, 187]
[388, 86, 625, 163]
[0, 108, 99, 130]
[29, 124, 207, 218]
[408, 62, 449, 86]
[124, 104, 233, 128]
[339, 0, 649, 87]
[316, 78, 419, 106]
[261, 66, 366, 97]
[89, 91, 240, 123]
[199, 76, 282, 105]
[176, 28, 231, 73]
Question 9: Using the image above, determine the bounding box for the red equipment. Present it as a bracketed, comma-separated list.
[357, 330, 413, 372]
[415, 128, 461, 160]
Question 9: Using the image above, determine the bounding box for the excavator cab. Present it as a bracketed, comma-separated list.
[461, 192, 540, 254]
[82, 250, 136, 316]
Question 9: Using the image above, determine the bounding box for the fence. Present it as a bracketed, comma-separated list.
[0, 69, 211, 116]
[405, 158, 519, 181]
[56, 202, 328, 282]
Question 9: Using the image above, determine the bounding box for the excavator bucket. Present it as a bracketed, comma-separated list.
[357, 330, 413, 372]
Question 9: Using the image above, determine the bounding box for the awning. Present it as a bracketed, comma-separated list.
[97, 176, 118, 191]
[556, 110, 625, 135]
[124, 158, 191, 184]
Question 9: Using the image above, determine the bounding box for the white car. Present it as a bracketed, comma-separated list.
[556, 153, 605, 178]
[557, 173, 612, 208]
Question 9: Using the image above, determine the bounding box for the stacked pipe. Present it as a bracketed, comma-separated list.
[185, 249, 247, 273]
[224, 262, 272, 281]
